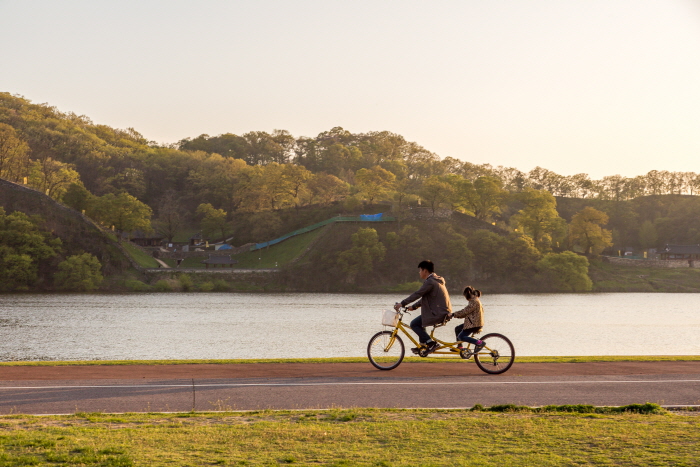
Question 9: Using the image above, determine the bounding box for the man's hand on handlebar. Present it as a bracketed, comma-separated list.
[394, 302, 401, 312]
[446, 312, 454, 320]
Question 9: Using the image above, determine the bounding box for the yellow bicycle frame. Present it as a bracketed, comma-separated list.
[386, 311, 480, 356]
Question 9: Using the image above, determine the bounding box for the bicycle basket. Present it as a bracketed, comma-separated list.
[382, 309, 399, 327]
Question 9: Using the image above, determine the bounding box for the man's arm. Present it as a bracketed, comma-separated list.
[400, 279, 433, 308]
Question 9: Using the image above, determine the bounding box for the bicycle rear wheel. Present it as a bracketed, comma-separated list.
[474, 333, 515, 375]
[367, 330, 405, 370]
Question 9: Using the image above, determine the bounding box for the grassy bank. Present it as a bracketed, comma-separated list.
[1, 355, 698, 367]
[0, 406, 697, 466]
[589, 259, 700, 292]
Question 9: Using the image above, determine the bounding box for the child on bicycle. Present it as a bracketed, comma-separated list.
[448, 286, 485, 353]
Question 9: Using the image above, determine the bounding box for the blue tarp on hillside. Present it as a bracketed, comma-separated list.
[359, 213, 383, 221]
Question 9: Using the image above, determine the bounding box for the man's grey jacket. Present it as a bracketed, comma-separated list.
[400, 273, 452, 326]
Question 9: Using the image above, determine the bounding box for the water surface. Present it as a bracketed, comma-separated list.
[0, 293, 698, 361]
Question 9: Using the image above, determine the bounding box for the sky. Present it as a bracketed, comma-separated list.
[2, 0, 700, 179]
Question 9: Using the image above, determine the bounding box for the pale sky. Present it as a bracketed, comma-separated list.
[2, 0, 700, 179]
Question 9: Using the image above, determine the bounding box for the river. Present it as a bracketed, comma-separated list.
[0, 293, 698, 361]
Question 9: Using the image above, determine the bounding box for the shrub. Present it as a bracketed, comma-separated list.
[212, 279, 230, 292]
[154, 280, 173, 292]
[198, 281, 215, 292]
[178, 274, 193, 291]
[123, 279, 152, 292]
[54, 253, 103, 291]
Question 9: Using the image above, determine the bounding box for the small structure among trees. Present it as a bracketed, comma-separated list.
[659, 244, 700, 261]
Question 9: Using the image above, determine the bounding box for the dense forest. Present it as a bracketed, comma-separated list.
[2, 92, 700, 292]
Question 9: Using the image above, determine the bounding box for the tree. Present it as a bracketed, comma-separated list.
[196, 203, 229, 241]
[0, 208, 61, 291]
[537, 251, 592, 292]
[458, 176, 507, 221]
[337, 227, 386, 284]
[308, 173, 349, 205]
[569, 207, 613, 256]
[54, 253, 103, 291]
[511, 188, 566, 252]
[0, 123, 30, 182]
[419, 176, 454, 215]
[282, 163, 313, 208]
[27, 158, 81, 200]
[90, 192, 152, 240]
[61, 182, 94, 213]
[638, 220, 658, 250]
[153, 190, 184, 244]
[355, 166, 395, 204]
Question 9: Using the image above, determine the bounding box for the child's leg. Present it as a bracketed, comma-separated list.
[457, 326, 483, 344]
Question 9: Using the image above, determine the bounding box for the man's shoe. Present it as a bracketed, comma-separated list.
[473, 341, 486, 354]
[425, 341, 439, 354]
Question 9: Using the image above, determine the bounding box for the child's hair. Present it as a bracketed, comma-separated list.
[463, 286, 481, 299]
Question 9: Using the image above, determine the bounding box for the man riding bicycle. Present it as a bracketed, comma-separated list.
[394, 260, 452, 355]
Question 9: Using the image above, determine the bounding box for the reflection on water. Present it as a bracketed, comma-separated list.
[0, 293, 698, 361]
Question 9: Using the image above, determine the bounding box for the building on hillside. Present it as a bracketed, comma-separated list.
[659, 244, 700, 260]
[129, 230, 164, 247]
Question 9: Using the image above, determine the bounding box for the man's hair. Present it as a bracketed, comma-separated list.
[417, 260, 434, 273]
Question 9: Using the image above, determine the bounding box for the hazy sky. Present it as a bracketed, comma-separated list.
[2, 0, 699, 178]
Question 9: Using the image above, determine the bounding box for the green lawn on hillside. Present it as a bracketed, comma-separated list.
[120, 241, 160, 268]
[163, 228, 325, 269]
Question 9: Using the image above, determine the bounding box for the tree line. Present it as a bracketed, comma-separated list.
[1, 92, 698, 256]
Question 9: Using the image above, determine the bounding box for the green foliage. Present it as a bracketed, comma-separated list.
[512, 188, 567, 252]
[198, 281, 215, 292]
[569, 206, 613, 255]
[123, 279, 152, 292]
[90, 192, 152, 239]
[337, 228, 386, 284]
[0, 122, 30, 183]
[178, 274, 194, 291]
[196, 203, 229, 241]
[537, 251, 592, 292]
[154, 280, 173, 292]
[54, 253, 104, 291]
[0, 208, 61, 291]
[638, 220, 658, 249]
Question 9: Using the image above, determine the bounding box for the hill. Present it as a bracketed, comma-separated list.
[0, 178, 134, 276]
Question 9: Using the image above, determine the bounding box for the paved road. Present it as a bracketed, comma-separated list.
[0, 362, 698, 414]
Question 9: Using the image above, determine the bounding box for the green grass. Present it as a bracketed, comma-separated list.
[590, 259, 700, 292]
[166, 228, 326, 269]
[1, 355, 698, 367]
[0, 407, 696, 466]
[120, 241, 160, 268]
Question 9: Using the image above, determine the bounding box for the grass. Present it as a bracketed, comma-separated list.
[0, 355, 698, 367]
[120, 241, 160, 268]
[160, 228, 325, 269]
[590, 259, 700, 292]
[0, 406, 696, 466]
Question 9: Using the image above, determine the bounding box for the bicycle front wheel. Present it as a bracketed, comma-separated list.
[367, 330, 405, 370]
[474, 333, 515, 375]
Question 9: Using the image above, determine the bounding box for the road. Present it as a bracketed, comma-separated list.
[0, 362, 698, 414]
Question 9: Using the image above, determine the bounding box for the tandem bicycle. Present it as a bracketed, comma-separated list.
[367, 307, 515, 374]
